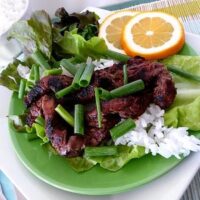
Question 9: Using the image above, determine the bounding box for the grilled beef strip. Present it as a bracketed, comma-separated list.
[26, 98, 43, 126]
[25, 75, 73, 107]
[85, 108, 121, 146]
[41, 95, 86, 156]
[101, 92, 153, 118]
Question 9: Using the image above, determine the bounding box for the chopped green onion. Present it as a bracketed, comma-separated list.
[35, 116, 45, 126]
[74, 104, 84, 135]
[84, 146, 118, 157]
[60, 59, 77, 76]
[79, 63, 95, 87]
[94, 88, 102, 128]
[167, 65, 200, 82]
[123, 64, 128, 85]
[72, 64, 86, 89]
[33, 64, 40, 82]
[18, 79, 26, 99]
[55, 64, 86, 98]
[55, 104, 74, 127]
[31, 50, 50, 69]
[98, 88, 112, 100]
[110, 118, 136, 140]
[55, 85, 75, 99]
[110, 79, 145, 98]
[29, 65, 35, 81]
[106, 50, 130, 62]
[43, 68, 63, 76]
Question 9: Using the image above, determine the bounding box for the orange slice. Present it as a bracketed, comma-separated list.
[99, 10, 139, 54]
[122, 12, 185, 59]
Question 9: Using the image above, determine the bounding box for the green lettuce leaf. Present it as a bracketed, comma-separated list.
[10, 115, 49, 143]
[162, 55, 200, 130]
[67, 146, 145, 172]
[161, 55, 200, 106]
[162, 55, 200, 82]
[53, 29, 108, 61]
[8, 10, 52, 58]
[91, 146, 145, 171]
[32, 123, 49, 143]
[0, 60, 23, 91]
[67, 157, 97, 172]
[164, 96, 200, 130]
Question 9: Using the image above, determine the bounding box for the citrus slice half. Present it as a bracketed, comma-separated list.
[99, 10, 139, 54]
[122, 12, 185, 59]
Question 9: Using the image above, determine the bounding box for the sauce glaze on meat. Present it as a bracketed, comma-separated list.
[24, 57, 176, 157]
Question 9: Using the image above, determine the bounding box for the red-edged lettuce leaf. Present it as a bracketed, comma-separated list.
[53, 8, 99, 40]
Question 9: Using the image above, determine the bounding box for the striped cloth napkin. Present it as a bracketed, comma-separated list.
[103, 0, 200, 34]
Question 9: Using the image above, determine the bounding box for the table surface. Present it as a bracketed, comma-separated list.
[0, 1, 200, 200]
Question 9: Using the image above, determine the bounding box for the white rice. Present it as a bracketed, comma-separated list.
[17, 64, 30, 79]
[115, 104, 200, 159]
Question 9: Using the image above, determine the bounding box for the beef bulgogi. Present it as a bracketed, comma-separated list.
[24, 57, 176, 157]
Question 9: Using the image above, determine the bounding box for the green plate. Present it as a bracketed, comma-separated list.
[8, 34, 198, 195]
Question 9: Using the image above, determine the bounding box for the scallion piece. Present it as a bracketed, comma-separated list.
[55, 64, 86, 98]
[110, 79, 145, 98]
[33, 64, 40, 82]
[167, 65, 200, 82]
[18, 79, 26, 99]
[55, 85, 75, 99]
[123, 64, 128, 85]
[79, 63, 95, 87]
[29, 65, 35, 81]
[74, 104, 84, 135]
[72, 64, 86, 89]
[31, 50, 50, 69]
[95, 88, 102, 128]
[110, 118, 136, 140]
[84, 146, 118, 157]
[98, 88, 112, 100]
[106, 50, 130, 62]
[55, 104, 74, 127]
[43, 68, 63, 76]
[60, 59, 77, 76]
